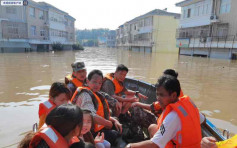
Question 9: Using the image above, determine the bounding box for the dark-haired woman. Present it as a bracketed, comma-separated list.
[38, 82, 71, 129]
[29, 104, 83, 148]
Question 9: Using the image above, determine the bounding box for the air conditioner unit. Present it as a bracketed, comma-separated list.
[210, 15, 219, 23]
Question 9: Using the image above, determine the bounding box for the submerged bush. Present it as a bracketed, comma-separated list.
[72, 43, 84, 50]
[52, 42, 63, 51]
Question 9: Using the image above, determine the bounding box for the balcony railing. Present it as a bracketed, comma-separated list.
[180, 35, 237, 49]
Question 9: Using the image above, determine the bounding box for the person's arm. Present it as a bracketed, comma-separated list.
[93, 115, 113, 129]
[76, 92, 113, 129]
[112, 94, 138, 102]
[126, 140, 159, 148]
[109, 117, 122, 134]
[124, 89, 148, 100]
[127, 111, 181, 148]
[131, 102, 151, 111]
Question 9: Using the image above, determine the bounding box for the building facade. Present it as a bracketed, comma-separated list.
[106, 30, 116, 48]
[176, 0, 237, 59]
[116, 9, 180, 52]
[0, 0, 76, 52]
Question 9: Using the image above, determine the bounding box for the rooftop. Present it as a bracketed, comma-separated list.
[127, 9, 180, 24]
[176, 0, 204, 7]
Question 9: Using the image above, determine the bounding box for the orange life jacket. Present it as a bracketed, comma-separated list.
[71, 87, 110, 132]
[156, 95, 202, 148]
[38, 99, 56, 118]
[65, 74, 83, 87]
[104, 73, 124, 94]
[29, 125, 69, 148]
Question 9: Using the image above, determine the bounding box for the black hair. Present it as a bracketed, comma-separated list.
[45, 104, 83, 137]
[49, 82, 71, 100]
[155, 75, 180, 97]
[115, 64, 129, 72]
[163, 69, 178, 78]
[87, 70, 103, 81]
[70, 142, 95, 148]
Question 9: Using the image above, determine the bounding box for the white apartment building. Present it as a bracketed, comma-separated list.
[176, 0, 237, 59]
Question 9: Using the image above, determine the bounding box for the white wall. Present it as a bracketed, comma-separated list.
[48, 10, 66, 31]
[179, 0, 213, 28]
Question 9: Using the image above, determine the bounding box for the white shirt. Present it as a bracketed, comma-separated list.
[150, 112, 204, 148]
[151, 111, 181, 148]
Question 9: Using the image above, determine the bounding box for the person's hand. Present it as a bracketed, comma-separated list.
[115, 101, 122, 111]
[94, 132, 104, 143]
[201, 137, 217, 148]
[138, 93, 148, 100]
[113, 119, 122, 134]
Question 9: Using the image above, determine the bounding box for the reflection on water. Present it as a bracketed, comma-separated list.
[0, 47, 237, 147]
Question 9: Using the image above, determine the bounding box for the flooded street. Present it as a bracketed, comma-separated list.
[0, 47, 237, 147]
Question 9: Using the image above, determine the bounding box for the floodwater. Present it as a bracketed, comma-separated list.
[0, 47, 237, 147]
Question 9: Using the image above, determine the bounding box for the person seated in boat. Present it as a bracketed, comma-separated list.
[29, 104, 86, 148]
[38, 82, 71, 129]
[101, 64, 147, 117]
[125, 75, 202, 148]
[81, 109, 111, 148]
[71, 69, 125, 147]
[65, 61, 87, 94]
[201, 135, 237, 148]
[131, 69, 183, 117]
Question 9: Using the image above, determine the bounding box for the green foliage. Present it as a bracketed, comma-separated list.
[52, 42, 63, 51]
[72, 43, 84, 50]
[76, 29, 109, 46]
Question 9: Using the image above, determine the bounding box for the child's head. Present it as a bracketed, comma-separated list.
[46, 104, 83, 138]
[81, 110, 93, 135]
[49, 82, 71, 106]
[17, 131, 35, 148]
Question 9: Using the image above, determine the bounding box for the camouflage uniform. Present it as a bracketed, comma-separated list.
[101, 79, 157, 143]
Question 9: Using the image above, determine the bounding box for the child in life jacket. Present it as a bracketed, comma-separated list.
[18, 104, 84, 148]
[38, 82, 71, 128]
[81, 110, 111, 148]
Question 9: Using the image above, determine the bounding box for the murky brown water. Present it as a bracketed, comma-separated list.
[0, 47, 237, 147]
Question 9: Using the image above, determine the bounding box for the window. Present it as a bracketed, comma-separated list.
[187, 9, 191, 18]
[29, 7, 35, 17]
[40, 30, 45, 36]
[206, 4, 209, 14]
[6, 7, 16, 14]
[31, 26, 36, 36]
[39, 10, 44, 20]
[7, 23, 18, 34]
[220, 0, 231, 14]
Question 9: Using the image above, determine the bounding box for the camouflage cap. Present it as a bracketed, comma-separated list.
[71, 61, 86, 72]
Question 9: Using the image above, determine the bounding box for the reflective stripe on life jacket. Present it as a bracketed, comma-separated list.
[65, 74, 83, 88]
[104, 73, 124, 94]
[29, 125, 69, 148]
[156, 96, 202, 148]
[71, 87, 110, 132]
[38, 99, 56, 118]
